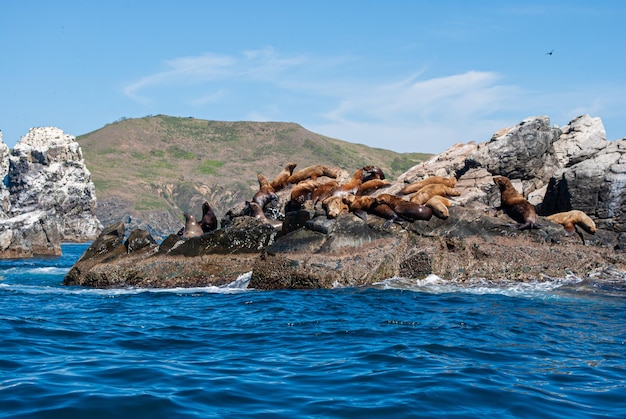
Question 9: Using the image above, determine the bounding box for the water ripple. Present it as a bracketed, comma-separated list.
[2, 245, 626, 417]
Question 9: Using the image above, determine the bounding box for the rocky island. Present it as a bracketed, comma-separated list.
[63, 115, 625, 290]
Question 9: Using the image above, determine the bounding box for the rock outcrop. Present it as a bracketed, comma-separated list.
[0, 132, 11, 215]
[64, 115, 626, 289]
[0, 127, 101, 258]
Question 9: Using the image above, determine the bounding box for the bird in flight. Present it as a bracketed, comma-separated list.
[546, 49, 554, 55]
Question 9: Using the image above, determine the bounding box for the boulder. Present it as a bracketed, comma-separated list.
[0, 210, 62, 258]
[64, 217, 278, 288]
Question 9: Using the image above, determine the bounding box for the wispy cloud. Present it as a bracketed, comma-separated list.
[123, 47, 309, 104]
[122, 47, 618, 153]
[123, 53, 236, 103]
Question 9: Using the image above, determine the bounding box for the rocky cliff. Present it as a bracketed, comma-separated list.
[392, 115, 625, 235]
[64, 115, 626, 289]
[0, 127, 101, 258]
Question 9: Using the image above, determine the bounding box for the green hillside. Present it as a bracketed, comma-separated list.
[78, 115, 431, 228]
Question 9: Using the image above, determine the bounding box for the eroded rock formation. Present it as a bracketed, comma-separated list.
[0, 127, 101, 258]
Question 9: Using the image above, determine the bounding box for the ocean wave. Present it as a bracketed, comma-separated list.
[373, 274, 586, 298]
[0, 266, 70, 276]
[0, 271, 252, 296]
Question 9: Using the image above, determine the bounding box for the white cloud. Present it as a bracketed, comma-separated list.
[123, 53, 236, 103]
[123, 48, 308, 104]
[126, 48, 620, 153]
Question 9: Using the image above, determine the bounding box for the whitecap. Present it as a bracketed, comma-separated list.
[27, 267, 70, 276]
[0, 271, 253, 296]
[373, 274, 585, 299]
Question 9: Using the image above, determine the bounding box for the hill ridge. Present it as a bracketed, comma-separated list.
[77, 115, 431, 237]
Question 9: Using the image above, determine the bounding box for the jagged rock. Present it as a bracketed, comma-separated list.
[8, 127, 101, 241]
[553, 114, 610, 166]
[0, 132, 11, 216]
[64, 206, 624, 290]
[0, 210, 62, 258]
[64, 217, 278, 288]
[0, 127, 102, 258]
[466, 116, 562, 194]
[406, 115, 626, 241]
[126, 229, 158, 254]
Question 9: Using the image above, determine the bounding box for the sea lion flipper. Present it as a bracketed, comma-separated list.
[353, 210, 368, 221]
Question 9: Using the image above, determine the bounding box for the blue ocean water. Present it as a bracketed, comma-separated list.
[1, 244, 625, 418]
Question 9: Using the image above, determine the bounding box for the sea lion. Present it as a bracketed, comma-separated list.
[343, 194, 397, 223]
[311, 180, 340, 204]
[493, 176, 539, 230]
[409, 184, 461, 205]
[329, 166, 380, 198]
[253, 173, 278, 208]
[425, 195, 451, 220]
[270, 162, 297, 191]
[245, 201, 283, 230]
[322, 195, 349, 219]
[400, 176, 457, 195]
[376, 193, 433, 222]
[362, 165, 386, 181]
[546, 210, 596, 235]
[286, 179, 322, 211]
[286, 165, 341, 184]
[200, 201, 218, 233]
[182, 213, 204, 239]
[356, 178, 391, 196]
[344, 194, 375, 220]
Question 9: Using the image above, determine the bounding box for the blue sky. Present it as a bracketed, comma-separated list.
[1, 1, 624, 153]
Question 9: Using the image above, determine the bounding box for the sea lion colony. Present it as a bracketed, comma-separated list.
[180, 163, 595, 239]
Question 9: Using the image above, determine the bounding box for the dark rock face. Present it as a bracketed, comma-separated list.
[63, 114, 626, 289]
[64, 205, 624, 290]
[64, 217, 278, 288]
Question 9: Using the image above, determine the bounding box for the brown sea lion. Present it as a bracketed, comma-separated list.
[182, 213, 204, 239]
[311, 180, 340, 204]
[286, 179, 322, 211]
[343, 194, 397, 223]
[253, 173, 278, 208]
[493, 176, 539, 230]
[546, 210, 596, 235]
[270, 162, 297, 191]
[322, 195, 349, 219]
[400, 176, 457, 195]
[200, 201, 218, 233]
[329, 166, 376, 198]
[425, 195, 452, 220]
[362, 165, 386, 181]
[356, 178, 391, 196]
[376, 193, 433, 222]
[246, 201, 283, 230]
[409, 184, 461, 205]
[286, 165, 341, 184]
[344, 194, 375, 220]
